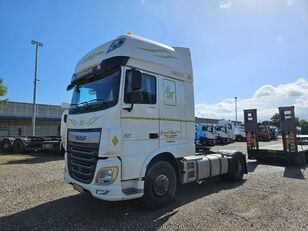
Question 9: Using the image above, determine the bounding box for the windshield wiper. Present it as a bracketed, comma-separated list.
[86, 98, 105, 104]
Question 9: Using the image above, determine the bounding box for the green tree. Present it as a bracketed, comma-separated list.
[0, 79, 8, 107]
[270, 113, 280, 128]
[299, 119, 308, 126]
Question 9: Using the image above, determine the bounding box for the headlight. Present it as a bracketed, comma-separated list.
[95, 167, 119, 185]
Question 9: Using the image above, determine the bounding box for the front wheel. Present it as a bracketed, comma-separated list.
[144, 161, 177, 209]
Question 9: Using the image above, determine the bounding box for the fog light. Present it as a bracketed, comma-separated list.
[95, 167, 119, 185]
[96, 190, 109, 195]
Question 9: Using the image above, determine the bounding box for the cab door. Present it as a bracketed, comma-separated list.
[159, 77, 185, 147]
[121, 68, 159, 180]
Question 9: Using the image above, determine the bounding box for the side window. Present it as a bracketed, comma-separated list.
[124, 70, 156, 104]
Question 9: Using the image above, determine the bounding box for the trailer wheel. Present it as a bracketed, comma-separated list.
[1, 139, 12, 153]
[227, 155, 245, 181]
[144, 161, 177, 210]
[13, 139, 25, 153]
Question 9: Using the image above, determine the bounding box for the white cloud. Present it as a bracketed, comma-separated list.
[219, 1, 232, 9]
[195, 78, 308, 121]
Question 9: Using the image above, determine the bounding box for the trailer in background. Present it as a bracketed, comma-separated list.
[0, 108, 68, 154]
[0, 136, 62, 153]
[244, 106, 308, 165]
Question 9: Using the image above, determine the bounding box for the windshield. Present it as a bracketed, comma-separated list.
[207, 125, 214, 133]
[216, 125, 226, 132]
[259, 127, 268, 132]
[69, 68, 121, 114]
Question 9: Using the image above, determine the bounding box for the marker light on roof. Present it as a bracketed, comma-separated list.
[107, 38, 125, 53]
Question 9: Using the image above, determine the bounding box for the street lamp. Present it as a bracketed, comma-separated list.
[31, 40, 43, 136]
[234, 97, 238, 126]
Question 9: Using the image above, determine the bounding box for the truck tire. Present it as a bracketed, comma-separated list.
[13, 139, 25, 153]
[1, 139, 12, 153]
[144, 161, 177, 210]
[226, 154, 245, 181]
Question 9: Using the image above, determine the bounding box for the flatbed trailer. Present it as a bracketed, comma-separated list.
[244, 106, 308, 165]
[0, 136, 62, 153]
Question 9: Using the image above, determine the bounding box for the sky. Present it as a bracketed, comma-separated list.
[0, 0, 307, 121]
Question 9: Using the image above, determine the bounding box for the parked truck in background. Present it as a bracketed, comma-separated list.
[235, 125, 246, 141]
[218, 120, 235, 142]
[216, 124, 229, 144]
[269, 126, 278, 140]
[195, 124, 217, 146]
[64, 34, 247, 209]
[258, 125, 271, 141]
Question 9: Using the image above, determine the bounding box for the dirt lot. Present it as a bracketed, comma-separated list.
[0, 140, 307, 231]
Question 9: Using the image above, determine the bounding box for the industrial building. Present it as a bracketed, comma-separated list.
[0, 101, 65, 137]
[195, 117, 242, 126]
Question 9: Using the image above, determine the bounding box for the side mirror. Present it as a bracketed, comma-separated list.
[123, 92, 141, 112]
[131, 69, 142, 91]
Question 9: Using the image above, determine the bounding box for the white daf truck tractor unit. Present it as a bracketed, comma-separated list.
[64, 34, 247, 209]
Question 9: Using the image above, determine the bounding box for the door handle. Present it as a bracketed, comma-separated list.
[149, 133, 159, 139]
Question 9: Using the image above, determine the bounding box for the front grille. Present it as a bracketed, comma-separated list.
[67, 141, 99, 184]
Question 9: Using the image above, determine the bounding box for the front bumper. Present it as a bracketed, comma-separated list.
[64, 154, 144, 201]
[64, 156, 123, 201]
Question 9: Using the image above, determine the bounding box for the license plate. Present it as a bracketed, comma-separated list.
[73, 184, 84, 193]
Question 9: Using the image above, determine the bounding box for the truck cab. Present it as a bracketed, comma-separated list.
[195, 124, 217, 146]
[64, 34, 246, 209]
[218, 120, 235, 142]
[64, 34, 195, 204]
[235, 125, 246, 141]
[258, 125, 271, 141]
[216, 124, 229, 144]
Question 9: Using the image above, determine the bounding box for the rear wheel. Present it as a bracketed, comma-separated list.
[144, 161, 177, 210]
[13, 139, 24, 153]
[227, 154, 245, 181]
[1, 139, 12, 153]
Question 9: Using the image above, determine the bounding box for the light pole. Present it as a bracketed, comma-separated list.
[234, 96, 238, 126]
[31, 40, 43, 136]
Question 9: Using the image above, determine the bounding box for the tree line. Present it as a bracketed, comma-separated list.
[261, 113, 308, 128]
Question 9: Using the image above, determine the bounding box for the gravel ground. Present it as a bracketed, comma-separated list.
[0, 140, 307, 231]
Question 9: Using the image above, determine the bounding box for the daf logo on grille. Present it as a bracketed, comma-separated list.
[75, 135, 87, 141]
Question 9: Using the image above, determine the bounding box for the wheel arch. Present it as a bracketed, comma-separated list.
[142, 152, 181, 184]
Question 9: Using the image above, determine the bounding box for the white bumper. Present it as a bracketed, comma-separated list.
[64, 154, 144, 201]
